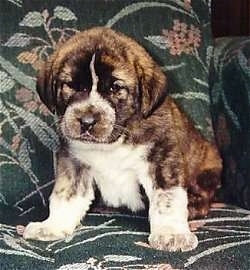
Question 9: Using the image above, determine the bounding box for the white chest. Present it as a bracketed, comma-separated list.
[69, 139, 152, 211]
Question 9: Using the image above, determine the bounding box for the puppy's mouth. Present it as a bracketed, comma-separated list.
[61, 123, 107, 143]
[80, 135, 105, 143]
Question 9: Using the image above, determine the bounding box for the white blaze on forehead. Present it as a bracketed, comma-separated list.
[61, 53, 116, 141]
[90, 53, 98, 93]
[88, 54, 115, 129]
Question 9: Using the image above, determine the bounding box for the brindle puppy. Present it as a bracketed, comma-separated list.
[23, 27, 222, 252]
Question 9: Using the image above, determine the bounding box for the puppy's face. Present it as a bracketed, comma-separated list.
[37, 27, 166, 143]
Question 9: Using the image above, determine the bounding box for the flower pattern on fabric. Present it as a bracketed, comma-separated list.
[0, 205, 249, 269]
[162, 20, 201, 56]
[15, 88, 50, 115]
[184, 0, 191, 11]
[6, 7, 79, 70]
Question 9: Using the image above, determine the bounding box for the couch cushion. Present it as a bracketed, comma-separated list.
[0, 204, 250, 270]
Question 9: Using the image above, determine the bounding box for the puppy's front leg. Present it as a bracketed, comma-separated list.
[149, 186, 198, 252]
[23, 153, 94, 241]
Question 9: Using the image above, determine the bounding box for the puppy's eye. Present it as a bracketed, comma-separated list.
[65, 82, 79, 91]
[110, 80, 128, 100]
[64, 82, 88, 92]
[110, 80, 124, 92]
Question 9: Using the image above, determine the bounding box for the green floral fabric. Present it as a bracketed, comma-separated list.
[211, 37, 250, 210]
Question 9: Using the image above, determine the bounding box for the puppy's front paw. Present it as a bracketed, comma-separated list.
[23, 222, 72, 241]
[149, 231, 198, 252]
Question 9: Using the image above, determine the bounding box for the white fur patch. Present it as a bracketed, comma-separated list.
[149, 186, 190, 233]
[90, 53, 98, 92]
[69, 138, 152, 212]
[148, 186, 198, 251]
[23, 189, 94, 241]
[61, 53, 116, 142]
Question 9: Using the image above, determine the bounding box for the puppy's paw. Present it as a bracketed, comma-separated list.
[149, 231, 198, 252]
[23, 222, 72, 241]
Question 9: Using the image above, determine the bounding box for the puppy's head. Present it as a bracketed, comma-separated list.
[37, 27, 166, 143]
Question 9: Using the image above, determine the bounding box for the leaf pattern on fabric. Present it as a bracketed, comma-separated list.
[4, 33, 32, 47]
[6, 0, 22, 7]
[54, 6, 77, 21]
[0, 71, 15, 92]
[0, 206, 249, 269]
[106, 1, 199, 28]
[19, 12, 44, 27]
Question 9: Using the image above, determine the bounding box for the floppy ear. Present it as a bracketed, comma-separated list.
[36, 58, 57, 114]
[139, 63, 167, 118]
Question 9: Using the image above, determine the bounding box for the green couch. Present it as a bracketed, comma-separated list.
[0, 0, 249, 269]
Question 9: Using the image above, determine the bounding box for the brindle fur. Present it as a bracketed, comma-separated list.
[124, 97, 222, 219]
[37, 27, 222, 220]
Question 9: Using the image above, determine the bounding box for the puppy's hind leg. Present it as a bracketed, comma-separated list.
[23, 153, 94, 241]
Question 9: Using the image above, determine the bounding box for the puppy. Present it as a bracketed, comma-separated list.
[23, 27, 222, 252]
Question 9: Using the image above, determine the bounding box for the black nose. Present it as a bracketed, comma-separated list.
[79, 115, 97, 134]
